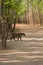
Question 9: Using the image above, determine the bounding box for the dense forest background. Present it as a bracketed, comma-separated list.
[0, 0, 43, 27]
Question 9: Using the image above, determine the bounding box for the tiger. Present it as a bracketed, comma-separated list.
[11, 32, 25, 41]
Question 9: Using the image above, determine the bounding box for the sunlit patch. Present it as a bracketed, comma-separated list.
[6, 38, 43, 42]
[0, 51, 43, 55]
[0, 60, 27, 63]
[22, 38, 43, 40]
[21, 56, 43, 59]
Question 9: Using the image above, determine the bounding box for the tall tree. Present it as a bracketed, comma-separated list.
[1, 0, 5, 17]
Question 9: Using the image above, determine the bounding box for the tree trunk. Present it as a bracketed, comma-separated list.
[1, 0, 7, 49]
[0, 0, 1, 14]
[25, 10, 29, 25]
[29, 3, 34, 26]
[1, 0, 4, 17]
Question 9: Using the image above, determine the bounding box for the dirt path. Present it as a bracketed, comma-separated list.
[15, 24, 43, 33]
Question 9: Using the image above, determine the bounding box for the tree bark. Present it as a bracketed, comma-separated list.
[1, 0, 8, 49]
[29, 3, 34, 26]
[1, 0, 4, 17]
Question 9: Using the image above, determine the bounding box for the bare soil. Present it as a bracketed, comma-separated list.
[15, 23, 43, 33]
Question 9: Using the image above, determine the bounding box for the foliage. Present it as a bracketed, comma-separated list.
[1, 0, 43, 24]
[2, 0, 42, 16]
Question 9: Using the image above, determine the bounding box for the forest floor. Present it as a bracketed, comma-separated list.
[0, 24, 43, 65]
[15, 23, 43, 33]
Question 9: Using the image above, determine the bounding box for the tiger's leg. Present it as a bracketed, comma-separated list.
[17, 37, 19, 41]
[14, 37, 15, 40]
[10, 35, 13, 42]
[20, 36, 22, 41]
